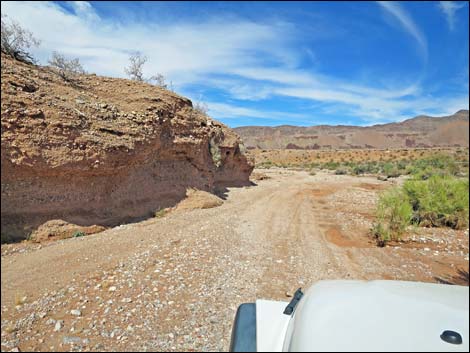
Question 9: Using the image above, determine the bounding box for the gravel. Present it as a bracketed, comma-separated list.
[2, 170, 468, 352]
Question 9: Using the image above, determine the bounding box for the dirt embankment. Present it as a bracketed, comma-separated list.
[1, 55, 253, 241]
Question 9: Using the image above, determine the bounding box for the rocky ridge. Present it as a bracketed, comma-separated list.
[235, 110, 469, 150]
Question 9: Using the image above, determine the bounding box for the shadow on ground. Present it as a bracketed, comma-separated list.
[435, 268, 470, 286]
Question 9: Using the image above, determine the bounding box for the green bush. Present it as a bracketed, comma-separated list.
[373, 188, 413, 245]
[374, 174, 469, 246]
[407, 154, 459, 180]
[154, 208, 169, 218]
[72, 231, 86, 238]
[403, 175, 469, 229]
[385, 166, 402, 178]
[322, 161, 339, 170]
[351, 162, 381, 175]
[352, 164, 366, 175]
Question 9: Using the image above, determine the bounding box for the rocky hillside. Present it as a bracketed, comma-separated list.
[235, 110, 469, 150]
[1, 55, 253, 242]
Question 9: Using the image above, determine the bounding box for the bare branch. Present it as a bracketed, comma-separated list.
[124, 52, 147, 81]
[1, 14, 40, 64]
[148, 73, 168, 89]
[193, 101, 209, 116]
[48, 51, 85, 81]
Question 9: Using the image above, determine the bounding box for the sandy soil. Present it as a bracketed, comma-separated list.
[1, 169, 468, 352]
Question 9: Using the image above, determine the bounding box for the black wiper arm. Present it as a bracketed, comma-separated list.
[283, 288, 304, 315]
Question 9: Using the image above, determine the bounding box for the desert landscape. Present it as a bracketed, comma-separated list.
[1, 53, 469, 351]
[235, 110, 469, 150]
[1, 2, 469, 352]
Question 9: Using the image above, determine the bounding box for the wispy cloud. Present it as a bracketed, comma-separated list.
[1, 1, 295, 79]
[1, 1, 466, 127]
[68, 1, 99, 22]
[438, 1, 466, 30]
[206, 102, 313, 126]
[377, 1, 427, 58]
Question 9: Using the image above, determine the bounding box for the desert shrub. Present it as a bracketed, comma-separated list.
[258, 161, 273, 169]
[48, 51, 84, 81]
[125, 52, 168, 87]
[381, 162, 396, 176]
[349, 161, 380, 175]
[322, 161, 339, 170]
[125, 52, 146, 81]
[374, 174, 469, 246]
[373, 188, 413, 245]
[193, 101, 209, 116]
[335, 168, 348, 175]
[72, 231, 86, 238]
[351, 164, 366, 175]
[1, 14, 40, 63]
[385, 166, 402, 178]
[148, 73, 167, 88]
[407, 154, 459, 179]
[403, 175, 469, 229]
[309, 169, 316, 176]
[209, 137, 222, 167]
[154, 208, 169, 218]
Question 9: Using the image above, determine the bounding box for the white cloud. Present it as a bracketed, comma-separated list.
[207, 102, 309, 123]
[438, 1, 466, 30]
[68, 1, 99, 22]
[377, 1, 427, 58]
[0, 1, 296, 79]
[1, 1, 466, 126]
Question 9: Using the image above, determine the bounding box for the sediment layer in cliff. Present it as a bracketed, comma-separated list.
[1, 55, 253, 241]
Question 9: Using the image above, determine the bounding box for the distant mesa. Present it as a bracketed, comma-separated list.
[234, 110, 469, 150]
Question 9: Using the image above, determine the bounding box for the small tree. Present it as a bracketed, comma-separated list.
[148, 73, 168, 89]
[1, 14, 40, 63]
[48, 51, 85, 81]
[193, 101, 209, 115]
[125, 52, 146, 81]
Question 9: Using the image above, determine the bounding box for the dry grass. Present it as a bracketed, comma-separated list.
[14, 293, 27, 306]
[154, 208, 170, 218]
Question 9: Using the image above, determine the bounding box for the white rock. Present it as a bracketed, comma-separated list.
[54, 320, 63, 332]
[70, 309, 81, 316]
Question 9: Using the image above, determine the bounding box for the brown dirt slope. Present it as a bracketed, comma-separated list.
[235, 110, 469, 150]
[1, 55, 253, 241]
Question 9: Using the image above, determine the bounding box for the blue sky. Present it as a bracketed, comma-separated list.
[2, 1, 469, 127]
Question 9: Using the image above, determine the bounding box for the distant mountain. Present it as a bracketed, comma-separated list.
[235, 110, 469, 150]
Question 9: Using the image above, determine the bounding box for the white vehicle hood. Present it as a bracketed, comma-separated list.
[256, 280, 469, 352]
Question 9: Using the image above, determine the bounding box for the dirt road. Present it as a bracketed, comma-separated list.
[2, 169, 468, 352]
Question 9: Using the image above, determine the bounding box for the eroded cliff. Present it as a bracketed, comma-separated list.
[1, 55, 253, 241]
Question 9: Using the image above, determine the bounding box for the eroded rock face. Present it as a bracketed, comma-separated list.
[1, 55, 253, 241]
